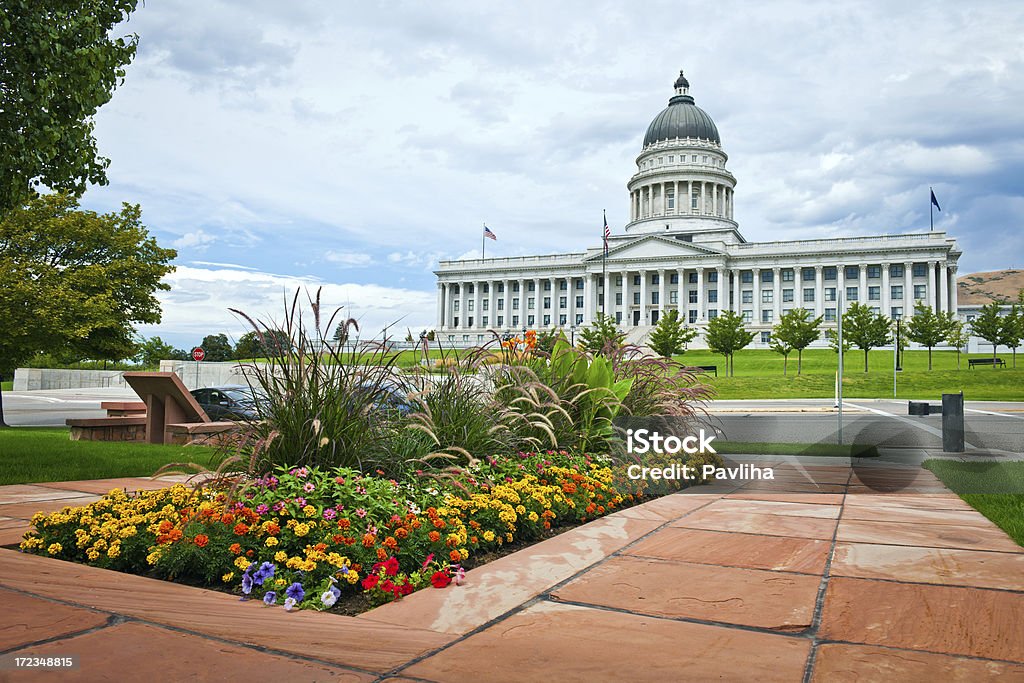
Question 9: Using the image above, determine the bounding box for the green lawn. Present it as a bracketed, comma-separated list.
[0, 427, 222, 486]
[672, 349, 1024, 401]
[714, 441, 878, 457]
[1, 381, 11, 391]
[923, 459, 1024, 546]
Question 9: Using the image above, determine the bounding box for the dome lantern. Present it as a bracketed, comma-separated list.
[642, 71, 720, 146]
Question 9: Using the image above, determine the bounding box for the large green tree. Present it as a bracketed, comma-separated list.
[905, 302, 954, 370]
[772, 308, 822, 375]
[971, 302, 1009, 366]
[647, 310, 697, 357]
[0, 193, 175, 425]
[704, 311, 754, 377]
[198, 334, 234, 362]
[578, 313, 625, 355]
[837, 302, 892, 372]
[0, 0, 139, 214]
[234, 329, 292, 360]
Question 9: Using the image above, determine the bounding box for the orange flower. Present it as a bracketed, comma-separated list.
[337, 518, 351, 529]
[314, 542, 327, 553]
[265, 522, 280, 535]
[449, 550, 462, 562]
[362, 533, 376, 548]
[376, 547, 388, 560]
[332, 534, 345, 544]
[233, 523, 249, 536]
[411, 519, 422, 529]
[428, 531, 441, 543]
[382, 536, 398, 549]
[432, 518, 446, 529]
[394, 527, 408, 540]
[193, 534, 209, 548]
[229, 543, 242, 555]
[561, 482, 577, 494]
[221, 513, 235, 525]
[157, 520, 174, 534]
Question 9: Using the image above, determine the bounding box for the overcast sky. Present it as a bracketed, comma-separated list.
[79, 0, 1024, 349]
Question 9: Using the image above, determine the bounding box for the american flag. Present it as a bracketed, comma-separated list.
[603, 211, 610, 252]
[484, 225, 497, 241]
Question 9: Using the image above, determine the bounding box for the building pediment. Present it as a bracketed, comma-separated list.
[585, 234, 723, 263]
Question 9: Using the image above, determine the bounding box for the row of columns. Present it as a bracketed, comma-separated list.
[438, 261, 959, 330]
[630, 180, 733, 222]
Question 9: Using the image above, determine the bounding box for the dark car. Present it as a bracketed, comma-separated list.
[190, 385, 266, 421]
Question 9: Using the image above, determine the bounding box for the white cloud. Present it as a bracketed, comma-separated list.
[323, 251, 373, 266]
[172, 229, 217, 249]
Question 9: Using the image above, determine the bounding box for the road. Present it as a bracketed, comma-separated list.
[1, 388, 137, 427]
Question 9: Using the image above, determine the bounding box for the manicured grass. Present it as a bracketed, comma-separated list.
[1, 381, 11, 391]
[714, 441, 879, 457]
[671, 349, 1024, 401]
[922, 459, 1024, 546]
[0, 427, 222, 485]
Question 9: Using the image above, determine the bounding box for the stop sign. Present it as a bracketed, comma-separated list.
[191, 347, 206, 362]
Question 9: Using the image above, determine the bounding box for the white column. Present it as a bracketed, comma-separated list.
[814, 266, 823, 317]
[583, 275, 593, 323]
[677, 269, 686, 316]
[674, 180, 680, 215]
[488, 281, 496, 329]
[927, 260, 937, 311]
[711, 183, 718, 216]
[938, 261, 948, 313]
[622, 270, 631, 326]
[658, 269, 666, 317]
[733, 269, 741, 315]
[950, 265, 959, 316]
[700, 182, 706, 215]
[460, 282, 469, 329]
[503, 279, 511, 329]
[859, 263, 867, 308]
[903, 262, 914, 315]
[474, 281, 482, 330]
[602, 271, 611, 319]
[438, 283, 447, 330]
[716, 267, 726, 316]
[639, 270, 648, 326]
[772, 267, 781, 321]
[696, 267, 705, 322]
[881, 264, 891, 318]
[752, 268, 761, 326]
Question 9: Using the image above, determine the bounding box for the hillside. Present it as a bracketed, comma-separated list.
[957, 269, 1024, 304]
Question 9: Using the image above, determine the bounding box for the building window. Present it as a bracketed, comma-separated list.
[497, 299, 504, 311]
[846, 287, 858, 301]
[761, 310, 772, 323]
[497, 316, 503, 327]
[543, 315, 550, 326]
[652, 274, 660, 285]
[528, 315, 535, 326]
[912, 263, 927, 277]
[482, 316, 488, 326]
[559, 314, 566, 325]
[544, 281, 551, 291]
[633, 275, 641, 286]
[668, 155, 674, 163]
[633, 292, 640, 305]
[669, 291, 677, 305]
[782, 269, 795, 282]
[762, 290, 773, 304]
[914, 284, 927, 299]
[890, 264, 904, 278]
[689, 272, 699, 284]
[741, 271, 753, 283]
[497, 283, 504, 293]
[527, 297, 535, 310]
[542, 296, 550, 309]
[512, 315, 519, 326]
[761, 270, 773, 283]
[666, 189, 675, 209]
[468, 284, 475, 293]
[708, 309, 718, 319]
[891, 285, 903, 300]
[575, 295, 583, 308]
[616, 293, 623, 305]
[824, 267, 837, 281]
[513, 282, 520, 292]
[708, 271, 718, 283]
[559, 280, 567, 291]
[867, 266, 881, 279]
[453, 317, 459, 327]
[803, 288, 815, 302]
[528, 282, 535, 292]
[689, 310, 698, 323]
[670, 273, 678, 284]
[742, 310, 753, 323]
[559, 296, 567, 309]
[845, 266, 859, 280]
[468, 317, 474, 327]
[468, 300, 474, 311]
[824, 288, 836, 302]
[891, 307, 903, 319]
[482, 300, 489, 311]
[825, 308, 837, 322]
[783, 289, 794, 303]
[691, 191, 699, 209]
[708, 290, 718, 303]
[742, 290, 753, 304]
[870, 307, 881, 315]
[577, 279, 584, 290]
[689, 290, 698, 304]
[454, 301, 460, 312]
[803, 268, 815, 282]
[761, 331, 771, 343]
[512, 298, 519, 310]
[652, 292, 660, 305]
[868, 286, 880, 301]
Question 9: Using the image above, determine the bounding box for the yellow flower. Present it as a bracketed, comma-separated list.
[222, 572, 235, 583]
[265, 536, 278, 547]
[293, 523, 310, 537]
[274, 550, 288, 563]
[234, 556, 252, 571]
[47, 543, 62, 555]
[345, 571, 359, 584]
[459, 548, 469, 560]
[303, 505, 317, 518]
[528, 512, 539, 523]
[87, 549, 101, 561]
[146, 551, 161, 565]
[482, 531, 495, 543]
[274, 577, 286, 588]
[107, 544, 120, 558]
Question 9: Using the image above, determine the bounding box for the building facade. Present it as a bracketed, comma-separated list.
[434, 72, 961, 348]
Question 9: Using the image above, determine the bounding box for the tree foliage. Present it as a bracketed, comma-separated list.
[134, 336, 185, 368]
[971, 302, 1009, 365]
[837, 302, 892, 372]
[905, 302, 954, 370]
[647, 310, 698, 357]
[945, 319, 970, 370]
[772, 308, 822, 375]
[578, 313, 625, 355]
[235, 329, 291, 360]
[0, 0, 139, 214]
[198, 334, 234, 362]
[704, 311, 754, 377]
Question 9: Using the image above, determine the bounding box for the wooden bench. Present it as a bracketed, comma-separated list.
[693, 365, 718, 377]
[968, 358, 1006, 369]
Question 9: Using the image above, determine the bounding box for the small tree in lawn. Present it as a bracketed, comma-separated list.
[773, 308, 822, 375]
[578, 312, 625, 355]
[905, 302, 954, 371]
[945, 319, 970, 370]
[705, 311, 754, 377]
[769, 337, 793, 375]
[971, 302, 1007, 366]
[647, 310, 698, 357]
[838, 302, 891, 372]
[1002, 304, 1023, 369]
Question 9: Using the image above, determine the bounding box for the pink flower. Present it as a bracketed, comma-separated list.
[322, 509, 336, 521]
[454, 565, 466, 586]
[292, 467, 309, 479]
[355, 508, 367, 518]
[422, 553, 435, 568]
[303, 482, 315, 493]
[334, 476, 345, 485]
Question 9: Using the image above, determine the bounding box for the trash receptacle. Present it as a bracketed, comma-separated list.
[942, 392, 965, 453]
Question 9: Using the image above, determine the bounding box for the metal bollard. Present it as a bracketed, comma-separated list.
[942, 392, 965, 453]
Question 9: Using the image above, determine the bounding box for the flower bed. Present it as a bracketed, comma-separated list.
[20, 450, 717, 612]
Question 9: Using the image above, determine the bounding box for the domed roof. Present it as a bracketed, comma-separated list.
[643, 74, 720, 146]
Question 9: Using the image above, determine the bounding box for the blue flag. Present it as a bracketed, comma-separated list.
[930, 189, 941, 212]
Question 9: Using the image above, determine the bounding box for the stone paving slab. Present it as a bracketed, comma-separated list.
[0, 497, 101, 521]
[0, 485, 98, 506]
[552, 555, 820, 630]
[836, 518, 1023, 553]
[3, 620, 374, 682]
[703, 497, 842, 519]
[724, 491, 846, 505]
[839, 504, 1005, 527]
[811, 643, 1024, 681]
[671, 509, 839, 540]
[624, 527, 831, 574]
[831, 542, 1024, 591]
[401, 600, 812, 683]
[819, 577, 1024, 663]
[0, 588, 109, 651]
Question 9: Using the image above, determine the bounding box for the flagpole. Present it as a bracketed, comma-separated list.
[482, 223, 486, 259]
[929, 187, 933, 232]
[601, 210, 607, 317]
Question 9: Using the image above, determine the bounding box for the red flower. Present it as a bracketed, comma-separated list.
[430, 571, 451, 589]
[381, 579, 395, 594]
[193, 534, 209, 547]
[233, 522, 249, 536]
[361, 575, 379, 590]
[383, 556, 399, 577]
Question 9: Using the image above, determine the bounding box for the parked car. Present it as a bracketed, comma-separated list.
[190, 385, 266, 420]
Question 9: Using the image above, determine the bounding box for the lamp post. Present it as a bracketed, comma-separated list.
[570, 324, 577, 347]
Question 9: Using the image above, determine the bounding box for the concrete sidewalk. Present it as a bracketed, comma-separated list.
[1, 463, 1022, 681]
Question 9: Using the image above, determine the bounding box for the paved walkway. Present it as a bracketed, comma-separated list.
[1, 462, 1023, 681]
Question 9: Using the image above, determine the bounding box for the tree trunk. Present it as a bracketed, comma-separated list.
[783, 355, 788, 376]
[864, 348, 869, 373]
[928, 346, 933, 371]
[956, 349, 960, 370]
[994, 343, 998, 367]
[797, 350, 803, 375]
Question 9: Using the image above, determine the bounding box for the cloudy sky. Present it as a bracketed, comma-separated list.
[80, 0, 1024, 349]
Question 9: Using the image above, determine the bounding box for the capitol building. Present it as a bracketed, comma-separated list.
[434, 71, 961, 348]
